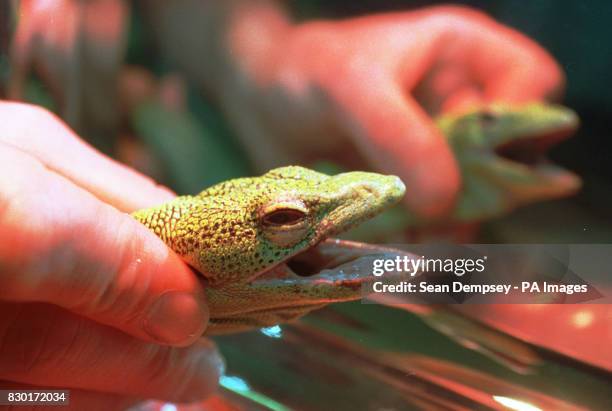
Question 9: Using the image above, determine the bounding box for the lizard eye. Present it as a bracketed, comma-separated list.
[260, 201, 310, 247]
[478, 111, 498, 126]
[263, 209, 306, 226]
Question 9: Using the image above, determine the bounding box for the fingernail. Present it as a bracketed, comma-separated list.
[144, 291, 208, 345]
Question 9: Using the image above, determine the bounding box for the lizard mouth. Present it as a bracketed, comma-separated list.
[286, 239, 372, 277]
[253, 239, 412, 287]
[491, 126, 581, 195]
[233, 238, 416, 323]
[206, 239, 416, 334]
[494, 127, 574, 167]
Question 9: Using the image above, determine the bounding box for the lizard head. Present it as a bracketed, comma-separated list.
[437, 103, 581, 221]
[133, 166, 409, 333]
[133, 166, 405, 334]
[183, 166, 405, 285]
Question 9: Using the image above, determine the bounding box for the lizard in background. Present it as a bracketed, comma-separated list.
[331, 103, 581, 242]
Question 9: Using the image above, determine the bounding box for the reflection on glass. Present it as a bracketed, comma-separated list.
[220, 375, 289, 411]
[260, 325, 283, 339]
[493, 395, 543, 411]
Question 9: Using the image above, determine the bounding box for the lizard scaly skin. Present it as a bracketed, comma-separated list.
[133, 166, 405, 334]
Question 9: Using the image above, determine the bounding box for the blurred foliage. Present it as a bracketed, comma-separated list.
[125, 4, 251, 190]
[23, 75, 57, 112]
[132, 95, 249, 194]
[0, 1, 13, 95]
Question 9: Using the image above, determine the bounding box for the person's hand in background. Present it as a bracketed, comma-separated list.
[146, 2, 563, 220]
[0, 102, 222, 409]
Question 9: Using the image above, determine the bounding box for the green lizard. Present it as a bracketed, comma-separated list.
[334, 103, 581, 241]
[133, 166, 405, 334]
[438, 102, 580, 222]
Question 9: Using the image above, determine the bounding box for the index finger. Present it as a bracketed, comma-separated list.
[452, 7, 564, 102]
[0, 102, 175, 211]
[0, 144, 208, 346]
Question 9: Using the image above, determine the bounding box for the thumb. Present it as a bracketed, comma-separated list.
[0, 145, 208, 346]
[332, 79, 460, 219]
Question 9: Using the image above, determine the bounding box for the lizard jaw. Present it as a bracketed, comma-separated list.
[205, 239, 416, 335]
[489, 125, 581, 197]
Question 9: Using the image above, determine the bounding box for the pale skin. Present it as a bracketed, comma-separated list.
[0, 103, 222, 409]
[1, 2, 563, 408]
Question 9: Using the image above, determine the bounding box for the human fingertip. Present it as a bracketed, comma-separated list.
[442, 87, 484, 113]
[403, 150, 460, 220]
[143, 291, 209, 346]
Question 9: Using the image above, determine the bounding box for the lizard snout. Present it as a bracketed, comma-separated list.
[335, 172, 405, 203]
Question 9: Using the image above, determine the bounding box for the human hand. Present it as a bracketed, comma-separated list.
[188, 4, 564, 219]
[0, 103, 222, 408]
[228, 6, 565, 218]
